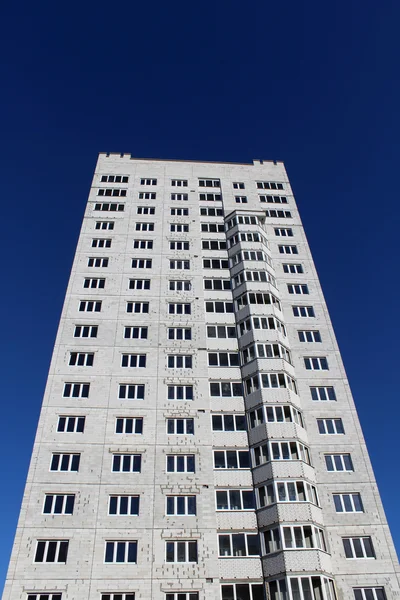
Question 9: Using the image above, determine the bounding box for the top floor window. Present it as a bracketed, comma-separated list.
[100, 175, 129, 183]
[256, 181, 284, 190]
[199, 178, 220, 187]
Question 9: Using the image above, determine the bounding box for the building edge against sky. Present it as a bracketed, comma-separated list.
[2, 154, 400, 600]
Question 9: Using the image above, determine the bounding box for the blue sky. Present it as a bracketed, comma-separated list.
[1, 0, 400, 591]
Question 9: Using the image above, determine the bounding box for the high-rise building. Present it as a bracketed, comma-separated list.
[3, 154, 399, 600]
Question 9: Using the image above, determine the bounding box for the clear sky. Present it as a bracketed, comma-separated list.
[1, 0, 400, 592]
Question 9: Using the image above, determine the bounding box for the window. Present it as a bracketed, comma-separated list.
[74, 325, 98, 338]
[233, 182, 245, 189]
[69, 352, 94, 367]
[97, 188, 127, 197]
[354, 588, 386, 600]
[226, 215, 259, 229]
[317, 418, 344, 434]
[256, 181, 284, 190]
[168, 303, 191, 314]
[233, 269, 276, 288]
[170, 208, 189, 216]
[235, 196, 248, 203]
[116, 417, 143, 434]
[171, 193, 188, 200]
[167, 418, 194, 435]
[238, 316, 286, 337]
[34, 540, 69, 563]
[208, 352, 240, 367]
[79, 300, 102, 312]
[199, 178, 220, 187]
[100, 175, 129, 183]
[202, 239, 227, 250]
[248, 404, 303, 429]
[121, 354, 146, 367]
[343, 537, 375, 559]
[28, 595, 62, 600]
[135, 222, 154, 231]
[283, 263, 303, 273]
[298, 330, 321, 342]
[126, 302, 149, 313]
[57, 416, 85, 432]
[288, 284, 309, 295]
[167, 355, 193, 369]
[257, 480, 318, 507]
[63, 382, 89, 398]
[275, 228, 293, 237]
[124, 326, 148, 339]
[311, 386, 336, 401]
[50, 454, 80, 472]
[83, 278, 105, 289]
[210, 381, 243, 397]
[166, 495, 196, 515]
[252, 441, 310, 466]
[43, 494, 75, 515]
[167, 454, 195, 472]
[212, 414, 246, 431]
[221, 585, 264, 600]
[201, 222, 225, 233]
[244, 372, 297, 395]
[129, 279, 151, 290]
[95, 221, 115, 230]
[206, 325, 236, 338]
[92, 238, 112, 248]
[140, 178, 157, 185]
[94, 203, 125, 212]
[205, 301, 233, 313]
[166, 594, 198, 600]
[279, 245, 298, 254]
[133, 239, 153, 249]
[105, 541, 138, 563]
[137, 206, 155, 215]
[170, 241, 190, 250]
[169, 280, 191, 291]
[284, 577, 337, 600]
[216, 489, 255, 511]
[168, 327, 192, 340]
[88, 257, 109, 267]
[334, 493, 363, 513]
[169, 260, 190, 270]
[112, 454, 142, 472]
[199, 207, 223, 217]
[167, 385, 193, 400]
[325, 453, 353, 471]
[214, 449, 250, 469]
[218, 533, 259, 556]
[109, 495, 140, 515]
[293, 305, 315, 317]
[231, 250, 272, 267]
[139, 192, 156, 199]
[265, 209, 292, 218]
[203, 258, 229, 269]
[228, 231, 267, 248]
[304, 356, 329, 370]
[118, 384, 145, 399]
[166, 540, 198, 563]
[172, 179, 188, 186]
[241, 343, 291, 365]
[131, 258, 152, 269]
[264, 524, 326, 553]
[101, 595, 135, 600]
[260, 194, 288, 204]
[170, 223, 189, 232]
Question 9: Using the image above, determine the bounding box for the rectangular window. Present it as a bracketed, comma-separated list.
[325, 454, 353, 472]
[101, 595, 135, 600]
[131, 258, 152, 269]
[88, 257, 109, 267]
[126, 302, 149, 313]
[310, 386, 336, 401]
[265, 209, 292, 218]
[203, 258, 229, 269]
[212, 414, 246, 431]
[97, 188, 127, 197]
[170, 223, 189, 232]
[109, 495, 140, 515]
[168, 327, 192, 340]
[50, 454, 80, 472]
[172, 179, 188, 187]
[43, 494, 75, 515]
[74, 325, 98, 338]
[257, 181, 284, 190]
[167, 455, 195, 472]
[166, 594, 198, 600]
[233, 182, 245, 189]
[216, 489, 255, 511]
[343, 537, 375, 559]
[208, 352, 240, 367]
[288, 284, 309, 294]
[298, 330, 321, 342]
[63, 382, 90, 398]
[57, 416, 85, 433]
[334, 493, 363, 513]
[34, 540, 69, 563]
[304, 356, 329, 370]
[100, 175, 129, 183]
[121, 354, 147, 368]
[69, 352, 94, 367]
[199, 207, 224, 217]
[104, 541, 137, 563]
[138, 192, 156, 199]
[275, 228, 293, 237]
[202, 240, 227, 250]
[354, 589, 386, 600]
[95, 221, 115, 230]
[199, 178, 220, 187]
[166, 540, 198, 563]
[112, 454, 142, 472]
[169, 280, 191, 291]
[135, 222, 154, 231]
[293, 305, 315, 317]
[129, 279, 150, 290]
[92, 238, 111, 248]
[317, 418, 344, 434]
[137, 206, 155, 215]
[140, 178, 157, 185]
[279, 245, 298, 254]
[218, 533, 259, 557]
[213, 450, 250, 469]
[133, 239, 153, 249]
[201, 222, 225, 233]
[210, 381, 243, 397]
[171, 193, 188, 200]
[167, 355, 193, 369]
[283, 263, 303, 273]
[170, 208, 189, 216]
[169, 260, 190, 270]
[206, 325, 236, 338]
[167, 385, 193, 400]
[221, 584, 264, 600]
[260, 194, 288, 203]
[166, 495, 196, 515]
[168, 303, 191, 315]
[124, 326, 148, 339]
[28, 595, 63, 600]
[118, 384, 145, 399]
[170, 241, 190, 250]
[94, 203, 125, 212]
[79, 300, 102, 312]
[115, 417, 143, 434]
[205, 301, 234, 313]
[235, 196, 248, 203]
[83, 278, 105, 289]
[167, 418, 194, 434]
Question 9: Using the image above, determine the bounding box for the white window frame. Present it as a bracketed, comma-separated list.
[104, 540, 138, 563]
[111, 454, 141, 473]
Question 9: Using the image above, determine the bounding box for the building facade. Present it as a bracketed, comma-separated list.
[3, 154, 400, 600]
